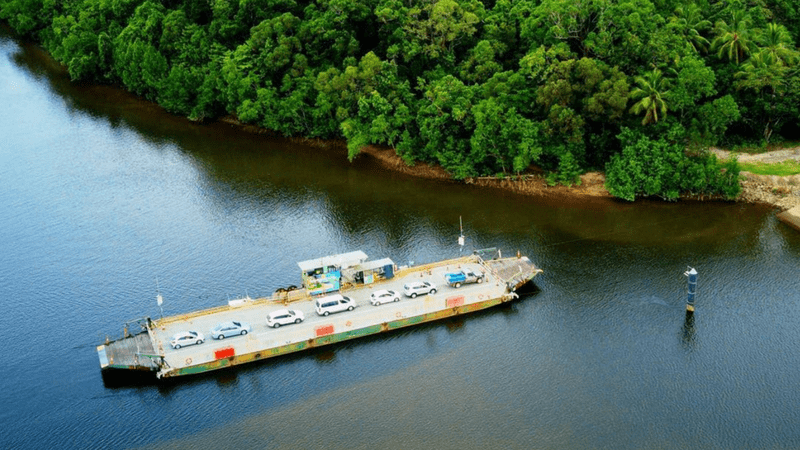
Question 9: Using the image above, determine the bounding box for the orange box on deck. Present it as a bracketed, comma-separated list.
[446, 296, 465, 308]
[214, 347, 235, 359]
[315, 324, 334, 337]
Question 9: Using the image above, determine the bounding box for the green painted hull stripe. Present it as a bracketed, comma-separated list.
[165, 296, 506, 377]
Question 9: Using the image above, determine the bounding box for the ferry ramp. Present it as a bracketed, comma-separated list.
[97, 330, 161, 372]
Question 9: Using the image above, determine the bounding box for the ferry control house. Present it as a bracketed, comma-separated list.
[298, 251, 395, 296]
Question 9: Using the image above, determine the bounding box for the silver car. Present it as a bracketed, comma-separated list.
[266, 309, 305, 328]
[170, 331, 204, 349]
[370, 289, 401, 306]
[403, 281, 437, 298]
[211, 321, 252, 340]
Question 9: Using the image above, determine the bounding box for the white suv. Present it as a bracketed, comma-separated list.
[266, 309, 305, 328]
[403, 281, 437, 298]
[315, 294, 357, 316]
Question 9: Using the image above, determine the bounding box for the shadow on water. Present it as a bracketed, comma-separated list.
[681, 311, 697, 351]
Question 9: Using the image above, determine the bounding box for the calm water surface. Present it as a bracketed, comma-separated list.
[2, 30, 800, 449]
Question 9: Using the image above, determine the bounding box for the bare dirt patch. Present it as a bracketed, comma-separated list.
[712, 148, 800, 210]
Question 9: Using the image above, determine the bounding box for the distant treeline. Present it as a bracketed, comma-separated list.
[3, 0, 799, 200]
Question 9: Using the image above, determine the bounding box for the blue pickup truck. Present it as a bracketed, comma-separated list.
[444, 269, 486, 288]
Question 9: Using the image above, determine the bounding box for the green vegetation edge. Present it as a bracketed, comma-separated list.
[3, 0, 800, 201]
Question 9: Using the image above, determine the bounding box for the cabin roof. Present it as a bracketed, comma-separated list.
[297, 251, 368, 272]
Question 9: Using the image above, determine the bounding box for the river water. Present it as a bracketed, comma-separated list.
[2, 30, 800, 449]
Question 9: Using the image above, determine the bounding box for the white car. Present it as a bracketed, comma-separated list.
[170, 331, 204, 349]
[211, 321, 252, 340]
[266, 309, 305, 328]
[403, 281, 437, 298]
[370, 289, 400, 306]
[315, 294, 356, 316]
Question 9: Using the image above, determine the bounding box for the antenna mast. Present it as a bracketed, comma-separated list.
[156, 278, 164, 320]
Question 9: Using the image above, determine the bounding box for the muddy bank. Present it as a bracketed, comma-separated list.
[358, 144, 800, 210]
[219, 117, 799, 210]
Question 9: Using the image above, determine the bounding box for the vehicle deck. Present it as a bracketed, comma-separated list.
[98, 254, 541, 378]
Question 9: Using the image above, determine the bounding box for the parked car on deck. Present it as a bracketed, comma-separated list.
[315, 294, 356, 316]
[370, 289, 400, 306]
[266, 309, 305, 328]
[211, 321, 251, 339]
[170, 331, 204, 349]
[403, 281, 437, 298]
[444, 269, 486, 288]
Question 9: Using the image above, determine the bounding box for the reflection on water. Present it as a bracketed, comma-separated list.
[3, 28, 800, 450]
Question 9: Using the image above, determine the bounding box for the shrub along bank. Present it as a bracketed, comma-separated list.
[4, 0, 800, 201]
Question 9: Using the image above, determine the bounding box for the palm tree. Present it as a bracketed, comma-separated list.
[712, 10, 753, 64]
[673, 4, 712, 53]
[734, 51, 785, 92]
[757, 22, 798, 66]
[734, 52, 788, 143]
[629, 68, 670, 125]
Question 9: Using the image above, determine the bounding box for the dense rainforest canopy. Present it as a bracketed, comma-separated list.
[3, 0, 800, 200]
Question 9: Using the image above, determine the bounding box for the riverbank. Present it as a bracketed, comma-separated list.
[711, 148, 800, 211]
[356, 141, 800, 211]
[222, 112, 800, 210]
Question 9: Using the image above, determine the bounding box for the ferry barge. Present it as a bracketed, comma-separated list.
[97, 249, 542, 379]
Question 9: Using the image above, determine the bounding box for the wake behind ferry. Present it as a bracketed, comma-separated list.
[97, 249, 542, 379]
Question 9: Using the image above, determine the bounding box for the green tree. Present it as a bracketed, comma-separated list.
[605, 128, 740, 201]
[458, 40, 503, 84]
[669, 3, 711, 53]
[111, 1, 170, 100]
[0, 0, 57, 37]
[756, 22, 798, 67]
[668, 56, 716, 133]
[734, 51, 796, 143]
[629, 68, 670, 125]
[402, 0, 483, 60]
[689, 95, 740, 147]
[712, 9, 753, 64]
[414, 75, 476, 178]
[470, 97, 543, 175]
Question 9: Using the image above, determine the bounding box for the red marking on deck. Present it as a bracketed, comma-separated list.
[446, 296, 465, 308]
[315, 324, 334, 337]
[214, 347, 235, 359]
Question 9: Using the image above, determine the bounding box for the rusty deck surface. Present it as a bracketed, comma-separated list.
[99, 331, 160, 370]
[484, 256, 543, 289]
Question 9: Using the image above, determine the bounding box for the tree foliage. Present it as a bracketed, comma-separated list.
[1, 0, 797, 200]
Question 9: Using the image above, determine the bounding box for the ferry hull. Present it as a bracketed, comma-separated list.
[162, 293, 515, 378]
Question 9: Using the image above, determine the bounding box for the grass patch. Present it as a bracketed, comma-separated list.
[739, 160, 800, 176]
